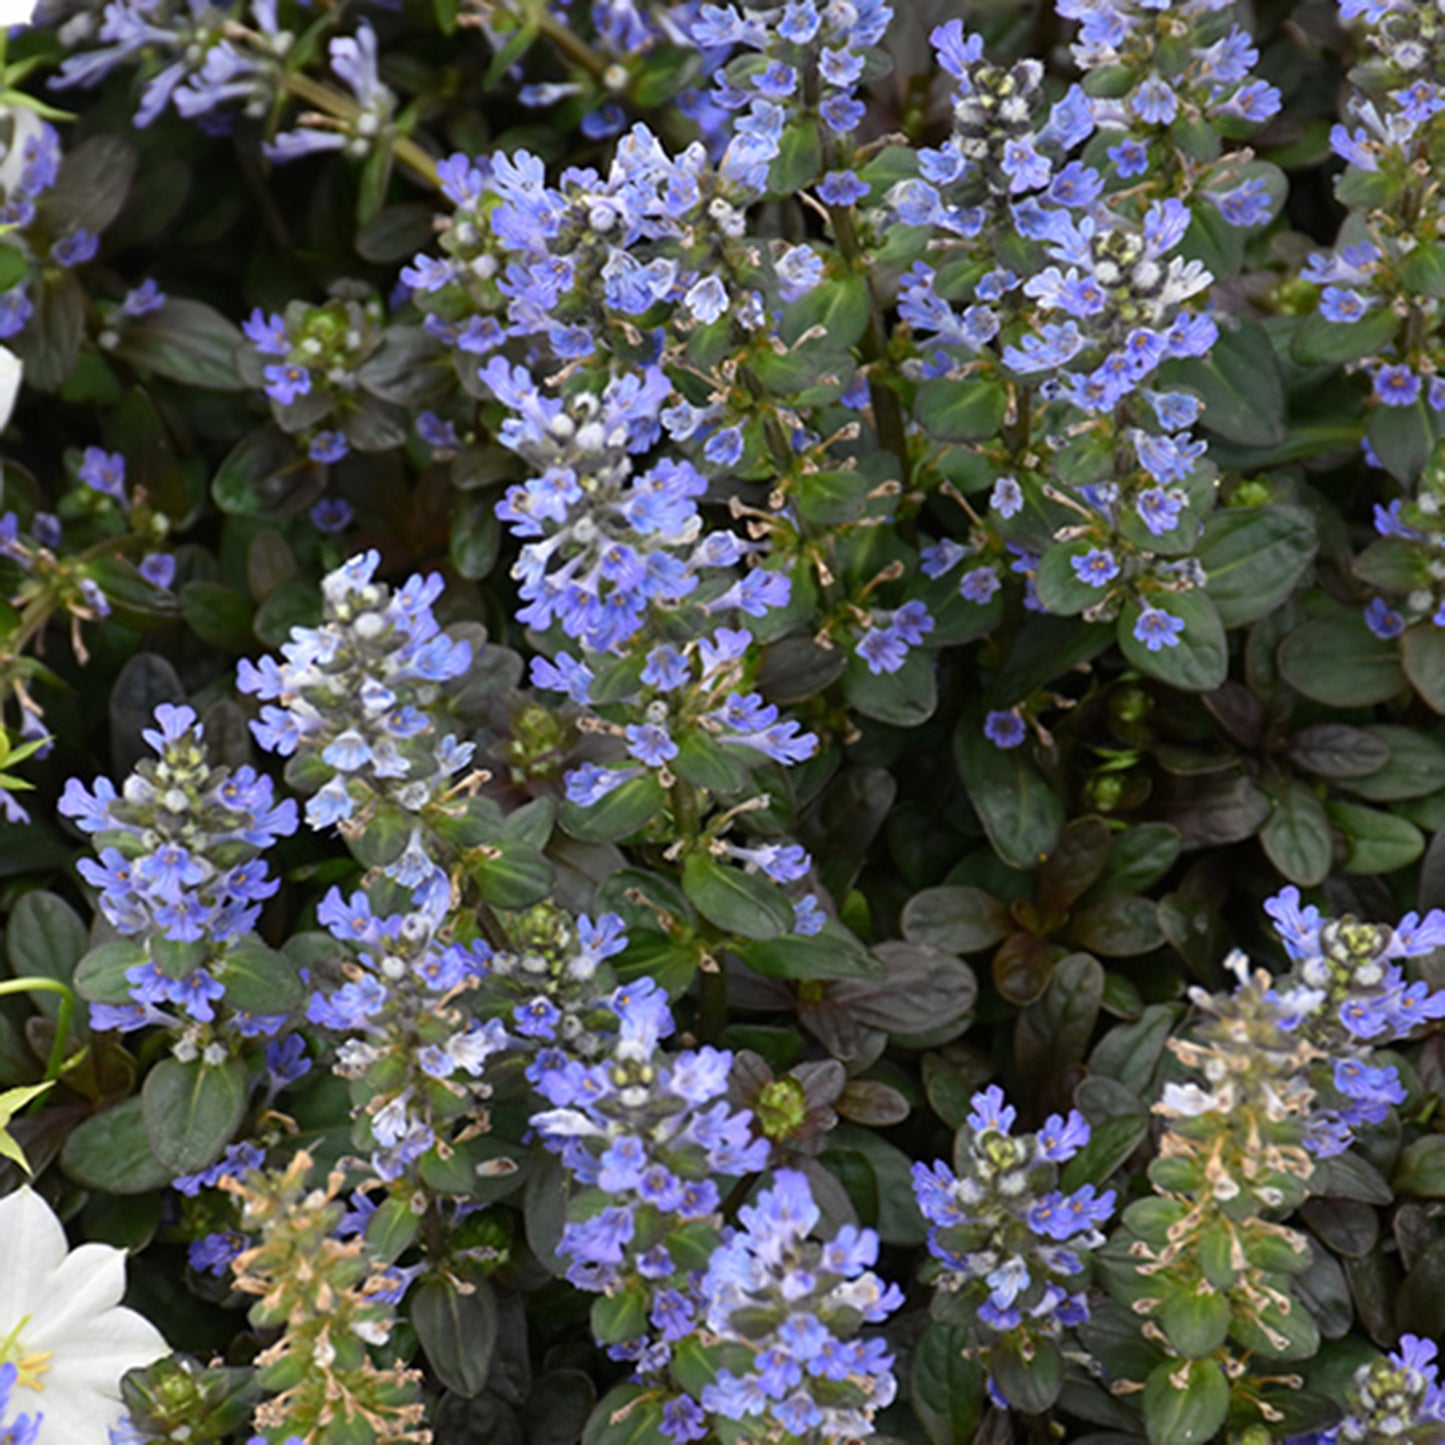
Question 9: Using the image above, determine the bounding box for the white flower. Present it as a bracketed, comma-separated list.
[0, 1187, 168, 1442]
[0, 106, 41, 196]
[0, 346, 20, 432]
[0, 0, 36, 28]
[1159, 1081, 1226, 1117]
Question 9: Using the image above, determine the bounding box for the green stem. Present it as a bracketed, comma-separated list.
[1005, 383, 1033, 461]
[825, 199, 911, 487]
[0, 978, 77, 1087]
[697, 963, 727, 1045]
[720, 1169, 760, 1221]
[534, 10, 609, 81]
[282, 73, 439, 190]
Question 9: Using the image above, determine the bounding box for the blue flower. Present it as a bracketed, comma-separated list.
[263, 363, 312, 405]
[959, 567, 1001, 604]
[1072, 548, 1120, 588]
[1374, 364, 1421, 407]
[1108, 139, 1149, 177]
[912, 1084, 1112, 1394]
[1133, 604, 1185, 651]
[1131, 74, 1180, 124]
[1036, 1109, 1090, 1161]
[78, 447, 127, 503]
[984, 710, 1026, 749]
[1364, 597, 1405, 639]
[1137, 486, 1185, 536]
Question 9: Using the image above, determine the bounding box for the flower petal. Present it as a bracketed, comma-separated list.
[0, 1187, 70, 1326]
[24, 1243, 129, 1348]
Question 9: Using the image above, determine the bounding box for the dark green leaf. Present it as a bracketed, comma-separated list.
[211, 425, 317, 519]
[910, 1324, 985, 1445]
[1338, 726, 1445, 802]
[1039, 817, 1113, 916]
[1326, 800, 1424, 874]
[1143, 1357, 1229, 1445]
[581, 1385, 667, 1445]
[356, 326, 451, 407]
[1260, 780, 1333, 887]
[1015, 952, 1104, 1078]
[1400, 245, 1445, 298]
[74, 939, 148, 1007]
[6, 891, 86, 1019]
[1369, 397, 1434, 484]
[779, 273, 870, 350]
[1163, 319, 1285, 446]
[732, 925, 883, 981]
[180, 582, 255, 652]
[591, 1285, 649, 1346]
[832, 942, 977, 1040]
[219, 936, 303, 1016]
[842, 649, 938, 728]
[1285, 725, 1391, 780]
[769, 118, 821, 194]
[1159, 1286, 1233, 1358]
[413, 1269, 497, 1398]
[954, 714, 1064, 871]
[1092, 824, 1180, 896]
[1394, 1136, 1445, 1198]
[901, 886, 1012, 954]
[681, 855, 795, 941]
[989, 1333, 1062, 1415]
[1060, 1113, 1148, 1191]
[1293, 306, 1399, 365]
[1090, 1006, 1183, 1096]
[1278, 612, 1406, 707]
[1118, 591, 1227, 693]
[1198, 505, 1317, 628]
[473, 845, 554, 909]
[42, 134, 136, 234]
[16, 272, 85, 391]
[559, 776, 665, 843]
[1069, 896, 1163, 957]
[141, 1056, 248, 1176]
[914, 377, 1008, 442]
[1402, 624, 1445, 715]
[114, 299, 246, 391]
[450, 495, 500, 581]
[60, 1098, 172, 1194]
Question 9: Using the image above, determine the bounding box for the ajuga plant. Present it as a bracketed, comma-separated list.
[4, 0, 1445, 1444]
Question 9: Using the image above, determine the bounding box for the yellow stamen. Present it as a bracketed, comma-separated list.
[0, 1316, 53, 1391]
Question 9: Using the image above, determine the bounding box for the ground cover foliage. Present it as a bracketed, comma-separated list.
[2, 0, 1445, 1440]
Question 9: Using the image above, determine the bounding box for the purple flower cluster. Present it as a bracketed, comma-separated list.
[60, 704, 298, 1038]
[912, 1086, 1114, 1369]
[480, 359, 778, 654]
[530, 977, 770, 1292]
[1059, 0, 1282, 199]
[238, 550, 474, 890]
[409, 124, 824, 372]
[687, 1168, 902, 1441]
[1288, 1335, 1445, 1445]
[267, 23, 394, 163]
[895, 21, 1093, 230]
[535, 624, 817, 808]
[1297, 0, 1445, 422]
[53, 0, 337, 141]
[692, 0, 893, 190]
[1263, 886, 1445, 1156]
[466, 905, 629, 1053]
[308, 882, 509, 1181]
